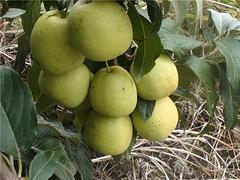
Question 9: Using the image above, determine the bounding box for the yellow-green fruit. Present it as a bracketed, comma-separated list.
[131, 55, 178, 100]
[84, 111, 133, 155]
[39, 65, 90, 108]
[31, 10, 85, 75]
[68, 1, 133, 61]
[89, 66, 137, 117]
[131, 97, 178, 141]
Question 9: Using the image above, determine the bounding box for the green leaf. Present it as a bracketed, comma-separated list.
[171, 0, 190, 24]
[182, 56, 219, 114]
[128, 2, 146, 40]
[35, 136, 76, 178]
[66, 140, 93, 180]
[38, 116, 81, 144]
[208, 9, 240, 35]
[218, 65, 239, 129]
[29, 150, 59, 180]
[216, 38, 240, 94]
[0, 8, 25, 19]
[176, 64, 197, 89]
[36, 94, 57, 113]
[55, 162, 75, 180]
[146, 0, 162, 34]
[0, 104, 18, 157]
[158, 18, 202, 54]
[28, 62, 41, 100]
[0, 66, 37, 157]
[14, 0, 40, 73]
[183, 56, 215, 88]
[128, 4, 162, 81]
[172, 87, 198, 105]
[159, 17, 183, 35]
[137, 97, 155, 121]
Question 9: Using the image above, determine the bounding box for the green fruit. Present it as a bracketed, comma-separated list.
[31, 10, 85, 75]
[131, 97, 178, 141]
[39, 64, 90, 108]
[84, 111, 133, 155]
[131, 54, 178, 100]
[68, 1, 133, 61]
[89, 66, 137, 117]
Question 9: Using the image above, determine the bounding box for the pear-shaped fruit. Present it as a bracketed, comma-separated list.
[131, 97, 178, 141]
[89, 66, 137, 117]
[31, 10, 85, 75]
[68, 1, 133, 61]
[39, 64, 90, 108]
[131, 54, 178, 100]
[84, 111, 133, 155]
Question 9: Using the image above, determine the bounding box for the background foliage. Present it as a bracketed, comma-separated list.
[0, 0, 240, 179]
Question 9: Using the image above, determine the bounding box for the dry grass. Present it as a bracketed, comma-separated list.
[1, 12, 240, 180]
[91, 97, 240, 180]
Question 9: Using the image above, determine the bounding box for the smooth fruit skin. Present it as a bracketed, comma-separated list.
[131, 97, 178, 141]
[131, 54, 178, 100]
[31, 10, 85, 75]
[39, 64, 90, 108]
[84, 111, 133, 155]
[68, 1, 133, 61]
[89, 66, 137, 117]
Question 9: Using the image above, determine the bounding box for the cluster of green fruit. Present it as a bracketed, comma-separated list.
[30, 1, 179, 156]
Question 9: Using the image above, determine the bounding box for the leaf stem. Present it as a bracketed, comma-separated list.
[105, 61, 111, 73]
[17, 147, 22, 177]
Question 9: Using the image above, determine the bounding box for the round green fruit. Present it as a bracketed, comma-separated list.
[39, 64, 90, 108]
[131, 97, 178, 141]
[68, 1, 133, 61]
[131, 54, 178, 100]
[84, 111, 133, 155]
[89, 66, 137, 117]
[31, 10, 85, 75]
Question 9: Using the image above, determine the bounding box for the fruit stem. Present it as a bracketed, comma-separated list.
[105, 61, 111, 73]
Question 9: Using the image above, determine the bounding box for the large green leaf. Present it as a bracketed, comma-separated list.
[0, 104, 18, 157]
[209, 9, 240, 35]
[38, 116, 81, 144]
[216, 38, 240, 94]
[146, 0, 162, 34]
[171, 0, 190, 24]
[55, 162, 75, 180]
[218, 65, 239, 129]
[35, 136, 76, 179]
[159, 18, 202, 55]
[29, 150, 59, 180]
[128, 3, 163, 81]
[137, 97, 155, 121]
[66, 140, 93, 180]
[182, 56, 219, 114]
[183, 56, 215, 88]
[0, 66, 37, 157]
